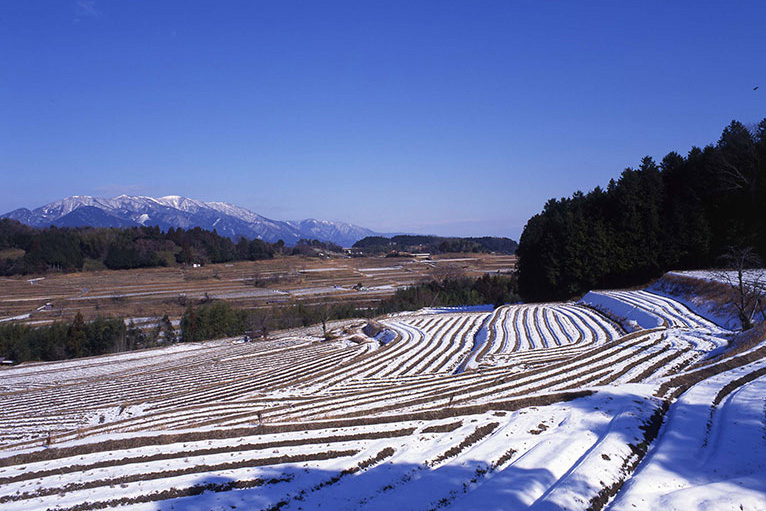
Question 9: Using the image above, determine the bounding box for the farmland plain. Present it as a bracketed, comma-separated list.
[0, 253, 516, 326]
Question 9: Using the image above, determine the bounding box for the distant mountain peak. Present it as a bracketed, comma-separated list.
[1, 194, 378, 246]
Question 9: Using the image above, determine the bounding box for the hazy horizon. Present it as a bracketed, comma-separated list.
[2, 1, 764, 240]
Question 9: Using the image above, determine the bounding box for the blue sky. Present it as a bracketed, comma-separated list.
[1, 1, 764, 239]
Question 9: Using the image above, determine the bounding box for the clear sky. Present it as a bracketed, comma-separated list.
[1, 1, 764, 239]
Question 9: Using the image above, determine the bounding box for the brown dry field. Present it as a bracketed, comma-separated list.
[0, 253, 516, 325]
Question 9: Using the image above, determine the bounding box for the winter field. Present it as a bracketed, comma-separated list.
[1, 272, 765, 510]
[0, 254, 516, 327]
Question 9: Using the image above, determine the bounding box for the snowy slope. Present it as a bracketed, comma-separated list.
[609, 359, 766, 511]
[1, 278, 764, 510]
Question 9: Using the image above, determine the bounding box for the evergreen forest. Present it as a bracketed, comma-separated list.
[516, 119, 766, 301]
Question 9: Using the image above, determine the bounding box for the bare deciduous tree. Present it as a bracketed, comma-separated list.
[712, 247, 766, 330]
[319, 303, 332, 341]
[251, 308, 270, 340]
[430, 263, 466, 282]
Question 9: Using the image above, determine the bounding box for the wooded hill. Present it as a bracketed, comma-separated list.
[517, 119, 766, 301]
[0, 221, 517, 277]
[352, 235, 517, 255]
[0, 221, 276, 275]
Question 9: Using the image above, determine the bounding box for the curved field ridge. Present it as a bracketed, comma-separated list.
[580, 290, 725, 332]
[609, 360, 766, 511]
[0, 272, 763, 510]
[465, 303, 623, 369]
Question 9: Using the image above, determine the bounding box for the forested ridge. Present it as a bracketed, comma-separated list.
[353, 235, 517, 255]
[517, 119, 766, 301]
[0, 222, 278, 275]
[0, 222, 518, 276]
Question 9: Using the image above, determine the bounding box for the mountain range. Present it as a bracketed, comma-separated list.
[1, 195, 378, 247]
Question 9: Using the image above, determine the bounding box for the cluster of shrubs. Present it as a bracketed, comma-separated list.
[0, 314, 125, 363]
[0, 313, 177, 364]
[378, 274, 519, 312]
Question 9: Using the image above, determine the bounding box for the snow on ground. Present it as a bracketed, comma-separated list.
[673, 269, 766, 289]
[0, 341, 220, 392]
[287, 286, 347, 297]
[0, 391, 659, 511]
[0, 313, 31, 322]
[651, 273, 748, 330]
[579, 291, 663, 331]
[459, 316, 490, 372]
[208, 289, 289, 300]
[1, 271, 764, 510]
[421, 304, 496, 314]
[69, 287, 287, 301]
[662, 268, 766, 330]
[609, 359, 766, 511]
[357, 266, 404, 272]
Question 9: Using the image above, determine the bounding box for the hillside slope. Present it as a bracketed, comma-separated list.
[0, 272, 763, 510]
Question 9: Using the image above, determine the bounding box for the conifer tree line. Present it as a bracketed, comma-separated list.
[0, 312, 184, 363]
[517, 119, 766, 301]
[0, 314, 123, 362]
[353, 235, 517, 255]
[0, 221, 518, 277]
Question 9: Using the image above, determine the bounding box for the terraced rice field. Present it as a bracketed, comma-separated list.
[1, 276, 764, 511]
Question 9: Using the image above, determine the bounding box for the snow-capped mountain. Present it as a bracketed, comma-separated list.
[286, 219, 378, 248]
[1, 195, 378, 246]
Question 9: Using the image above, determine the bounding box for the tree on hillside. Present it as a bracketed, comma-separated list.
[180, 305, 197, 342]
[250, 308, 271, 340]
[712, 247, 766, 330]
[125, 320, 144, 351]
[160, 315, 177, 344]
[319, 303, 333, 341]
[431, 263, 467, 282]
[66, 312, 87, 358]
